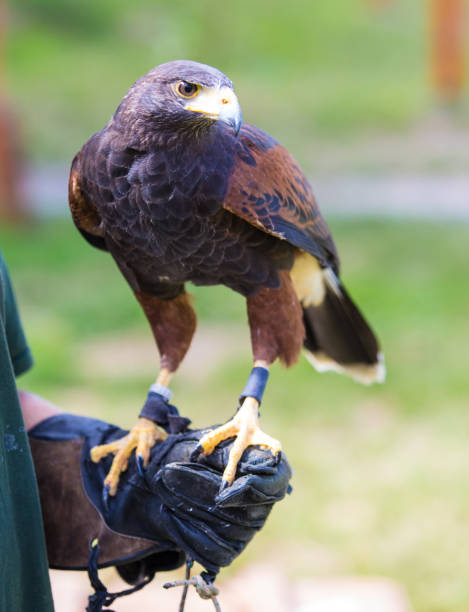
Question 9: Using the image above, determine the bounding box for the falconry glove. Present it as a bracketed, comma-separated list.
[28, 412, 292, 607]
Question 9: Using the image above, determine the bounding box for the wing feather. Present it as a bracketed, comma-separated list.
[69, 151, 107, 251]
[223, 124, 339, 272]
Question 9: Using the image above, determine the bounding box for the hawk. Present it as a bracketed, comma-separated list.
[69, 60, 384, 496]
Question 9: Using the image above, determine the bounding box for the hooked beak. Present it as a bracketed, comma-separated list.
[185, 86, 242, 135]
[219, 100, 242, 135]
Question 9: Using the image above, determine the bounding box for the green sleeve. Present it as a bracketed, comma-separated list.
[0, 252, 33, 376]
[0, 250, 54, 611]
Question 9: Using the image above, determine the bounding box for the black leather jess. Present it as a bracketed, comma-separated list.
[29, 412, 292, 592]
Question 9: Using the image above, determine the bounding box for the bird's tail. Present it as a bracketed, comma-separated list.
[291, 253, 385, 385]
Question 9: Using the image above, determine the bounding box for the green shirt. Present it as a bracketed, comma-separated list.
[0, 251, 54, 611]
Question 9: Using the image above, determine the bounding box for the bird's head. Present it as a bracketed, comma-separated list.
[114, 60, 242, 143]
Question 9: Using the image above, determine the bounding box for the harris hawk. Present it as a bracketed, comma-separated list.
[69, 60, 384, 496]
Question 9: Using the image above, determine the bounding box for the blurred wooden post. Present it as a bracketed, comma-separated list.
[430, 0, 466, 104]
[0, 0, 29, 222]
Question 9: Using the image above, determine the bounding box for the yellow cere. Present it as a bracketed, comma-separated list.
[184, 86, 237, 119]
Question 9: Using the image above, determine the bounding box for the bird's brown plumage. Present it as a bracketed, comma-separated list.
[69, 60, 382, 377]
[224, 124, 338, 272]
[69, 60, 384, 494]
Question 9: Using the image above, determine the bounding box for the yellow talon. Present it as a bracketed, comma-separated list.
[91, 417, 167, 496]
[198, 397, 281, 486]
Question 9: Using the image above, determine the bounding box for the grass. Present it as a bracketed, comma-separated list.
[9, 0, 469, 165]
[1, 216, 469, 611]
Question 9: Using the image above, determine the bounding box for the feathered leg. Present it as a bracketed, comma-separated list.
[195, 271, 304, 488]
[91, 290, 197, 495]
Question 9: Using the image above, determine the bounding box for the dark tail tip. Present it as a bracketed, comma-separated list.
[303, 271, 385, 385]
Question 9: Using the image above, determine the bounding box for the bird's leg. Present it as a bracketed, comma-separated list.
[194, 273, 304, 488]
[194, 361, 281, 489]
[90, 368, 173, 496]
[91, 290, 197, 497]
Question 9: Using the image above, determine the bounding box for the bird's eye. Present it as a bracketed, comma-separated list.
[177, 81, 199, 98]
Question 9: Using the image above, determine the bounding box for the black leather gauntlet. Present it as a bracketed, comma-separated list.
[29, 413, 292, 583]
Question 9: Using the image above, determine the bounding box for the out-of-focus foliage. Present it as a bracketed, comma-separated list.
[7, 0, 446, 161]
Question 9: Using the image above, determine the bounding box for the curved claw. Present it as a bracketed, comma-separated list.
[190, 443, 203, 463]
[218, 479, 230, 495]
[136, 454, 145, 477]
[274, 450, 282, 466]
[102, 484, 111, 512]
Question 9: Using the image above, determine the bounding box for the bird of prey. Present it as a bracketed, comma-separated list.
[69, 60, 384, 496]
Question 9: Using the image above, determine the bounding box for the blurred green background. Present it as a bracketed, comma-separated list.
[8, 0, 469, 164]
[3, 1, 469, 611]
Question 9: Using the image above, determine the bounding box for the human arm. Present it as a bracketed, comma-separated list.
[28, 411, 292, 585]
[18, 390, 62, 431]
